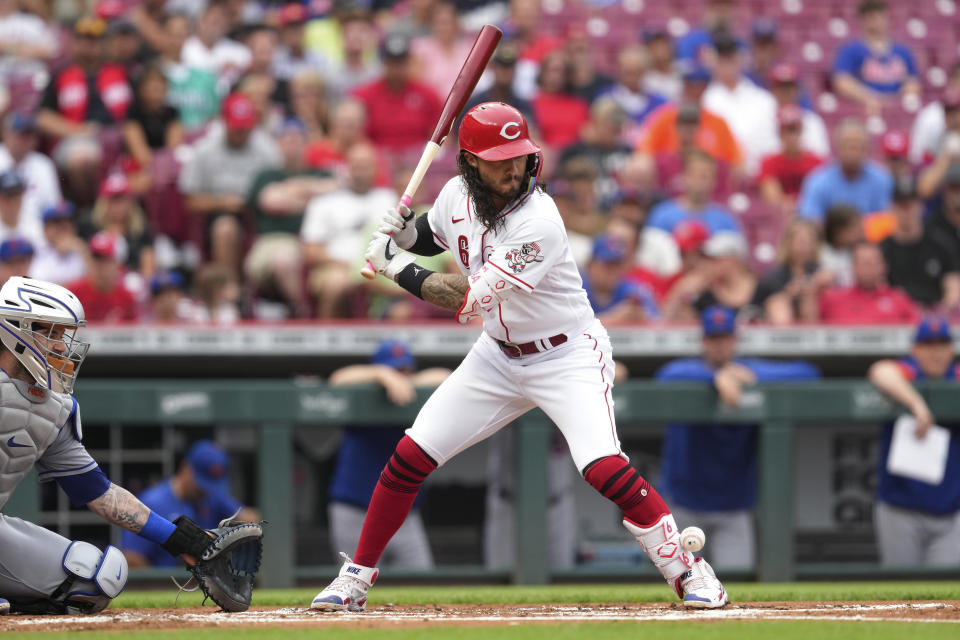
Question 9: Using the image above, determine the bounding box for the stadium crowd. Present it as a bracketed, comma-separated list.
[0, 0, 958, 326]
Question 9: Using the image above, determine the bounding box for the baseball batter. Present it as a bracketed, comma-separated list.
[311, 103, 728, 611]
[0, 277, 259, 615]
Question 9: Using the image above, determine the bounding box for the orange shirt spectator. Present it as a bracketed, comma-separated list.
[638, 104, 743, 167]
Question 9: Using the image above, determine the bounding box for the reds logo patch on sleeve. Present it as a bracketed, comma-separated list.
[504, 242, 544, 274]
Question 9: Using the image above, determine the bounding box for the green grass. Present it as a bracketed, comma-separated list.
[3, 621, 959, 640]
[111, 581, 960, 609]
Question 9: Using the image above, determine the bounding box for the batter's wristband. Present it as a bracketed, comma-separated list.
[396, 263, 435, 300]
[140, 510, 177, 545]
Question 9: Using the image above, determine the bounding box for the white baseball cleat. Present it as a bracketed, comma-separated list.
[310, 553, 378, 612]
[676, 557, 728, 609]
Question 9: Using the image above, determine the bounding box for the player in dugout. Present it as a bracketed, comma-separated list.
[311, 102, 730, 612]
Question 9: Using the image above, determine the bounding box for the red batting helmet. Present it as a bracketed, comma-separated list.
[459, 102, 541, 161]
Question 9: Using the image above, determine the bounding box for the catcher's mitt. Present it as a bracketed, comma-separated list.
[163, 514, 264, 612]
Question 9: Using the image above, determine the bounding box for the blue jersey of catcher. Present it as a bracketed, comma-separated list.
[655, 358, 820, 511]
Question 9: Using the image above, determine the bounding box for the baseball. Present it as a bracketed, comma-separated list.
[680, 526, 705, 552]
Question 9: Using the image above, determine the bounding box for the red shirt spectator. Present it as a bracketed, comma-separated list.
[758, 151, 822, 198]
[818, 242, 919, 324]
[66, 231, 138, 322]
[530, 50, 590, 148]
[351, 34, 441, 153]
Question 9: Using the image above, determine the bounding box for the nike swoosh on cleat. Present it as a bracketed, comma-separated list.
[117, 566, 123, 580]
[7, 436, 29, 448]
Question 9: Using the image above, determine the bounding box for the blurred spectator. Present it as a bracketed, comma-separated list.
[797, 118, 893, 222]
[67, 231, 139, 322]
[352, 32, 442, 154]
[818, 242, 918, 324]
[868, 316, 960, 567]
[664, 231, 757, 321]
[179, 92, 282, 273]
[0, 169, 42, 246]
[36, 16, 132, 141]
[831, 0, 920, 115]
[29, 202, 86, 285]
[86, 173, 154, 279]
[385, 0, 436, 40]
[272, 2, 323, 81]
[122, 440, 259, 567]
[106, 18, 144, 76]
[767, 63, 829, 157]
[0, 0, 57, 84]
[674, 0, 738, 68]
[652, 102, 733, 202]
[581, 233, 659, 325]
[0, 236, 33, 283]
[193, 262, 242, 324]
[246, 118, 336, 319]
[598, 45, 667, 133]
[925, 163, 960, 259]
[556, 98, 631, 204]
[910, 67, 960, 166]
[551, 157, 606, 256]
[0, 111, 62, 231]
[325, 339, 451, 568]
[531, 49, 590, 149]
[655, 306, 820, 569]
[304, 98, 368, 175]
[755, 220, 831, 325]
[465, 43, 533, 122]
[317, 8, 381, 100]
[702, 33, 778, 177]
[302, 142, 397, 318]
[643, 26, 681, 101]
[880, 130, 912, 182]
[410, 1, 473, 100]
[287, 71, 329, 143]
[181, 1, 251, 85]
[880, 177, 960, 310]
[632, 219, 709, 301]
[638, 67, 743, 171]
[159, 12, 221, 132]
[500, 0, 563, 101]
[647, 151, 742, 236]
[757, 105, 824, 217]
[564, 22, 614, 103]
[744, 18, 780, 91]
[917, 94, 960, 200]
[146, 270, 199, 323]
[123, 64, 184, 172]
[820, 204, 863, 288]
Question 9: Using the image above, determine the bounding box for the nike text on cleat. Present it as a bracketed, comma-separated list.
[677, 558, 729, 609]
[310, 553, 378, 612]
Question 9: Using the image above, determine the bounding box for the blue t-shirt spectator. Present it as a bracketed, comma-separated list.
[876, 356, 960, 515]
[655, 358, 820, 511]
[120, 480, 242, 567]
[581, 271, 660, 318]
[647, 199, 742, 235]
[328, 426, 424, 509]
[833, 40, 918, 94]
[596, 85, 667, 126]
[797, 161, 893, 221]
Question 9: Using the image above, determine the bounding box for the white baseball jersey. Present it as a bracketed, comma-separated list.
[426, 177, 595, 344]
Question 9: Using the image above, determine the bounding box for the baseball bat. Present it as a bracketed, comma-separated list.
[361, 24, 503, 279]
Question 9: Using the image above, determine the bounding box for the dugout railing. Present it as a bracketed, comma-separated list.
[4, 379, 960, 587]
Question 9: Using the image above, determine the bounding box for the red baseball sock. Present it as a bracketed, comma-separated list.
[584, 456, 669, 527]
[353, 435, 437, 567]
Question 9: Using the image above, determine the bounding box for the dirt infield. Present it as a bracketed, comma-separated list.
[2, 601, 959, 631]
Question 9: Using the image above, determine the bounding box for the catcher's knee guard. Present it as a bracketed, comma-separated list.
[10, 542, 128, 615]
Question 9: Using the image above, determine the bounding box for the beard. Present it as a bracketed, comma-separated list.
[457, 152, 529, 232]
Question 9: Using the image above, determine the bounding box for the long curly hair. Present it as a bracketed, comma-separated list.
[457, 151, 542, 232]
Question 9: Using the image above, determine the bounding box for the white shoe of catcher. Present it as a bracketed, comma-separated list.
[310, 553, 378, 612]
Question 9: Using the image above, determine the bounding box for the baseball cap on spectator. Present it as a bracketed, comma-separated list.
[682, 66, 712, 84]
[701, 305, 737, 337]
[95, 0, 125, 21]
[768, 62, 798, 85]
[881, 130, 909, 158]
[0, 170, 26, 195]
[381, 33, 411, 60]
[892, 175, 919, 202]
[74, 15, 107, 38]
[279, 2, 309, 26]
[677, 101, 702, 125]
[778, 104, 804, 129]
[591, 233, 628, 263]
[713, 32, 740, 57]
[42, 201, 76, 224]
[643, 24, 669, 43]
[88, 231, 128, 263]
[371, 339, 415, 370]
[703, 231, 748, 259]
[222, 93, 258, 130]
[106, 19, 137, 37]
[0, 237, 34, 263]
[943, 89, 960, 112]
[150, 270, 185, 296]
[751, 18, 778, 41]
[858, 0, 887, 15]
[99, 172, 131, 198]
[185, 440, 231, 497]
[493, 42, 519, 66]
[673, 220, 709, 253]
[945, 162, 960, 187]
[914, 315, 953, 343]
[4, 111, 36, 133]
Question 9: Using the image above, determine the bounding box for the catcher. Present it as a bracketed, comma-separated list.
[0, 277, 262, 616]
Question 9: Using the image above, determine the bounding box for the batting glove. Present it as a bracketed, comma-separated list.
[365, 231, 416, 281]
[377, 204, 417, 250]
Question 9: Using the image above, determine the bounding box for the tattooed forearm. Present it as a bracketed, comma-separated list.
[87, 483, 151, 533]
[421, 273, 470, 311]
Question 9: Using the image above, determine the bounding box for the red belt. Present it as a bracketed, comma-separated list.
[496, 334, 568, 358]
